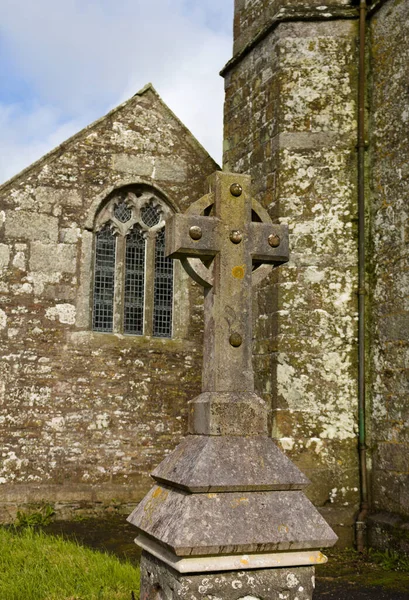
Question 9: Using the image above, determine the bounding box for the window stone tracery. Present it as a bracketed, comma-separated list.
[93, 187, 174, 337]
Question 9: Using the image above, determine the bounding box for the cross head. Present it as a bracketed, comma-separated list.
[166, 171, 289, 394]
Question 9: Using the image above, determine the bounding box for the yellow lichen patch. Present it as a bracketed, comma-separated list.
[231, 497, 249, 508]
[232, 265, 245, 279]
[145, 487, 168, 511]
[314, 552, 328, 564]
[277, 524, 289, 534]
[143, 487, 169, 524]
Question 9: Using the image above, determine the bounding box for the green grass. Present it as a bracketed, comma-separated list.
[368, 547, 409, 572]
[0, 527, 140, 600]
[15, 504, 55, 528]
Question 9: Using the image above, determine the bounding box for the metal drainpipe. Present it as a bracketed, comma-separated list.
[356, 0, 369, 553]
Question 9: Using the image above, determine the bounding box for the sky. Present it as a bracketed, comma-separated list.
[0, 0, 234, 184]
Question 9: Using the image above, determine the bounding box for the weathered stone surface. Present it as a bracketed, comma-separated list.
[376, 443, 409, 474]
[0, 244, 10, 270]
[155, 158, 188, 182]
[1, 0, 407, 553]
[368, 512, 409, 555]
[188, 392, 269, 436]
[44, 303, 76, 325]
[75, 230, 93, 328]
[59, 227, 81, 244]
[30, 242, 77, 273]
[4, 211, 59, 242]
[152, 435, 310, 492]
[0, 481, 146, 522]
[0, 309, 7, 330]
[111, 154, 154, 177]
[318, 505, 357, 549]
[369, 0, 409, 533]
[379, 314, 409, 342]
[137, 533, 328, 573]
[140, 552, 315, 600]
[128, 485, 337, 555]
[130, 162, 336, 590]
[166, 171, 289, 399]
[231, 0, 356, 57]
[223, 6, 359, 542]
[34, 187, 82, 211]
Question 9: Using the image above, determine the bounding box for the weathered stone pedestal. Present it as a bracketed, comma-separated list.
[128, 172, 338, 600]
[140, 552, 315, 600]
[129, 434, 336, 600]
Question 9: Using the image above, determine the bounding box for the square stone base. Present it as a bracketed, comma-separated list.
[140, 551, 315, 600]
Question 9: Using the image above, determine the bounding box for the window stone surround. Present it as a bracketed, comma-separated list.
[92, 186, 174, 337]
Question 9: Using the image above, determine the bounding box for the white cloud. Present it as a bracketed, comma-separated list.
[0, 102, 89, 182]
[0, 0, 233, 183]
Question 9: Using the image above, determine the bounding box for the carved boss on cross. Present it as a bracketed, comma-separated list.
[165, 171, 289, 395]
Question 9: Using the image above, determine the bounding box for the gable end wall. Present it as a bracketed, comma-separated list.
[0, 88, 217, 521]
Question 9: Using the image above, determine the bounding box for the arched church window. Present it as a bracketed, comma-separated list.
[92, 188, 174, 337]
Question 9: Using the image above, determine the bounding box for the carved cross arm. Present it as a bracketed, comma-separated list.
[249, 222, 289, 265]
[165, 214, 220, 261]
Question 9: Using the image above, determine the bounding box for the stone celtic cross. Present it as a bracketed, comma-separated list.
[128, 170, 337, 600]
[166, 170, 289, 435]
[167, 171, 288, 391]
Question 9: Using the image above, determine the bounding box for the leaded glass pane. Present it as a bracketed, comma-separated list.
[93, 226, 116, 332]
[114, 200, 132, 223]
[153, 228, 173, 338]
[141, 203, 161, 228]
[124, 226, 145, 335]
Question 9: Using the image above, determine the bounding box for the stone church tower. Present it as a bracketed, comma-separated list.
[222, 0, 409, 550]
[0, 0, 408, 552]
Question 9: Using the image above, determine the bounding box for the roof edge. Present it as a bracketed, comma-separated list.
[0, 83, 218, 193]
[220, 4, 358, 77]
[142, 85, 220, 169]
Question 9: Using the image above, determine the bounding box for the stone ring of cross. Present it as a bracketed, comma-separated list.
[165, 171, 289, 291]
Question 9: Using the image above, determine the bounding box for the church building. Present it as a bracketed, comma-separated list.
[0, 0, 408, 552]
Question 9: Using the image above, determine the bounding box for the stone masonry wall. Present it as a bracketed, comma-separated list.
[368, 0, 409, 545]
[223, 3, 360, 545]
[0, 85, 217, 521]
[233, 0, 355, 55]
